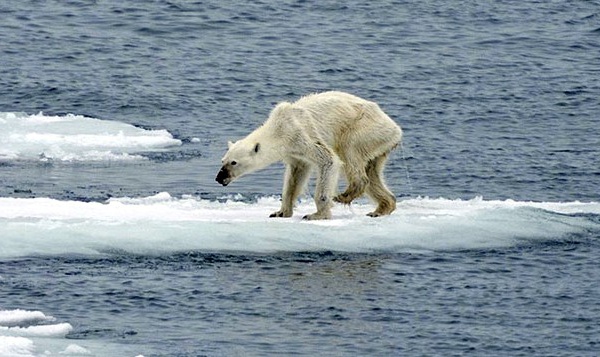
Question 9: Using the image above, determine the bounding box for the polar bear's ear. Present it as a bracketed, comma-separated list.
[253, 143, 260, 154]
[228, 141, 235, 149]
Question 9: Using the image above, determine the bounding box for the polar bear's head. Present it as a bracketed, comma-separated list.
[216, 139, 263, 186]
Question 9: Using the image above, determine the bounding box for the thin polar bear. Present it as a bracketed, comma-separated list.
[216, 91, 403, 220]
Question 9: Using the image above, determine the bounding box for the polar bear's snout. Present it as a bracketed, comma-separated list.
[215, 166, 232, 186]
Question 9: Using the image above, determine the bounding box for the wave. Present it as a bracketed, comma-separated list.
[0, 112, 181, 162]
[1, 193, 598, 258]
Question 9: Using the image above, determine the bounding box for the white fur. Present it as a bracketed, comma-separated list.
[217, 91, 402, 220]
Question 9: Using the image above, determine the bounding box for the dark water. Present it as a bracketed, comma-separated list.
[1, 0, 600, 356]
[2, 0, 599, 202]
[2, 245, 599, 356]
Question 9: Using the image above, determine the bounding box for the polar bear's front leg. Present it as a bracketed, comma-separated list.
[270, 160, 311, 218]
[303, 144, 340, 220]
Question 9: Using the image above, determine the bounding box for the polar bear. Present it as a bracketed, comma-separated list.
[216, 91, 402, 220]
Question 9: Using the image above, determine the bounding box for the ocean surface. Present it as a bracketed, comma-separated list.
[1, 1, 599, 356]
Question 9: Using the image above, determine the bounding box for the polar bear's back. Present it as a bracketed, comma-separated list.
[293, 91, 370, 124]
[290, 91, 402, 153]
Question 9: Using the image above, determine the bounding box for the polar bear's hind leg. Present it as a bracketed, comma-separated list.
[365, 152, 396, 217]
[334, 152, 369, 205]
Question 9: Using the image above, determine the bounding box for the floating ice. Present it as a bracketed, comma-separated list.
[0, 309, 140, 357]
[59, 344, 91, 355]
[2, 323, 73, 338]
[0, 336, 36, 357]
[0, 310, 66, 356]
[0, 310, 55, 327]
[0, 112, 181, 162]
[0, 310, 72, 341]
[0, 194, 598, 258]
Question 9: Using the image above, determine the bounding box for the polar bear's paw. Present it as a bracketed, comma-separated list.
[270, 210, 292, 218]
[333, 193, 353, 205]
[302, 212, 331, 220]
[367, 211, 383, 217]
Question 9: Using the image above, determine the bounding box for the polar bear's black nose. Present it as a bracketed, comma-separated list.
[216, 167, 229, 186]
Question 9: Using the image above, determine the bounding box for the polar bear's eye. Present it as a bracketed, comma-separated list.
[231, 161, 237, 166]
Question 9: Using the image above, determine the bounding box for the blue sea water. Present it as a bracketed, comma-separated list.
[1, 1, 600, 356]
